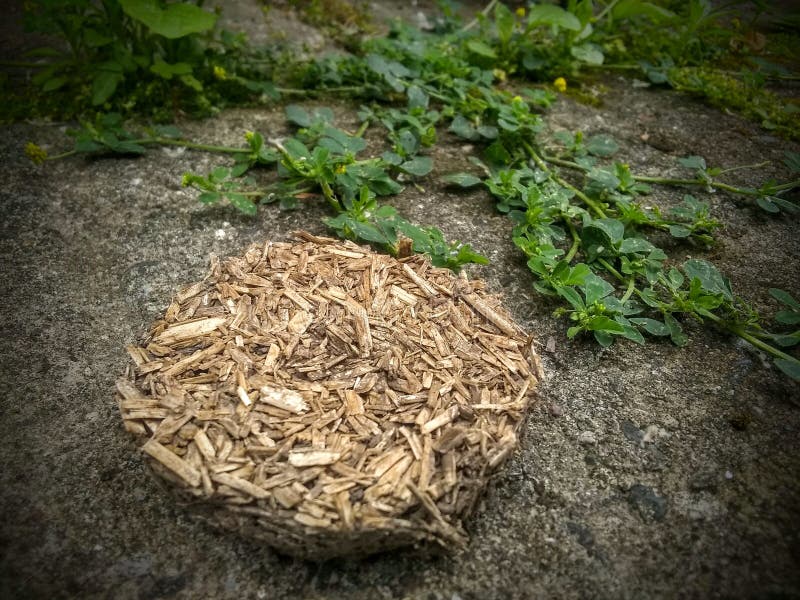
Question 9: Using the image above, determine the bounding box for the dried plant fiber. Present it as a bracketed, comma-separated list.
[117, 232, 542, 559]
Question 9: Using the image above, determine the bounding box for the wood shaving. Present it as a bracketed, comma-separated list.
[117, 232, 542, 559]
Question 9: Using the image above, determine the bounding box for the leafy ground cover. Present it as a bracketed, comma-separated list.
[9, 0, 800, 379]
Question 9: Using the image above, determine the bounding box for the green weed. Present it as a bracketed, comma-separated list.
[19, 1, 800, 380]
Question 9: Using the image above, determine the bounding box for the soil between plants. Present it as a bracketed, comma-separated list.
[0, 2, 799, 599]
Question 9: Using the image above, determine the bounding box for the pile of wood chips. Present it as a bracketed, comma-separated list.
[117, 232, 542, 559]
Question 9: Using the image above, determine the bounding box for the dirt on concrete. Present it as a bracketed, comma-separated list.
[1, 2, 799, 599]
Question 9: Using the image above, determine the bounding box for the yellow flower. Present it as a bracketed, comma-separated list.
[515, 7, 526, 17]
[553, 77, 567, 93]
[512, 95, 522, 103]
[335, 164, 347, 174]
[213, 65, 227, 81]
[24, 142, 47, 165]
[245, 130, 255, 143]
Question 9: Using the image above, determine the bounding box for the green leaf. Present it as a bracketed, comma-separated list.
[756, 196, 780, 214]
[629, 318, 670, 336]
[484, 140, 511, 165]
[587, 168, 620, 191]
[619, 323, 646, 344]
[585, 134, 619, 157]
[770, 288, 800, 310]
[285, 105, 311, 127]
[91, 71, 122, 105]
[231, 163, 249, 177]
[683, 259, 733, 301]
[775, 358, 800, 380]
[494, 2, 516, 44]
[407, 85, 429, 110]
[768, 197, 799, 213]
[227, 192, 256, 215]
[381, 151, 403, 166]
[211, 166, 230, 181]
[283, 138, 311, 160]
[466, 40, 497, 59]
[442, 173, 482, 188]
[394, 220, 430, 249]
[612, 0, 675, 21]
[556, 286, 585, 311]
[150, 59, 193, 79]
[41, 76, 68, 92]
[453, 244, 489, 266]
[571, 43, 604, 65]
[350, 220, 390, 244]
[119, 0, 217, 39]
[771, 333, 800, 348]
[618, 237, 655, 254]
[180, 74, 203, 91]
[564, 263, 591, 286]
[582, 274, 614, 305]
[366, 54, 410, 79]
[449, 115, 479, 140]
[477, 125, 499, 139]
[664, 313, 688, 346]
[775, 311, 800, 325]
[322, 127, 367, 154]
[397, 130, 419, 156]
[668, 224, 692, 238]
[527, 4, 581, 30]
[783, 151, 800, 173]
[593, 330, 615, 347]
[198, 192, 221, 204]
[84, 28, 113, 47]
[400, 156, 433, 177]
[679, 155, 706, 170]
[587, 218, 625, 244]
[585, 316, 625, 333]
[74, 138, 103, 153]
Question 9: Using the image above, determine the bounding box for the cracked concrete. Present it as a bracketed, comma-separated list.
[1, 2, 799, 599]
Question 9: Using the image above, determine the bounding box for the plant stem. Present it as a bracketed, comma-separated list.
[541, 154, 800, 198]
[597, 257, 624, 281]
[45, 137, 251, 162]
[716, 161, 770, 176]
[565, 219, 581, 262]
[461, 0, 498, 32]
[153, 138, 250, 154]
[525, 142, 608, 218]
[318, 179, 343, 212]
[621, 277, 636, 303]
[594, 0, 622, 23]
[703, 312, 800, 363]
[276, 86, 363, 96]
[583, 63, 641, 71]
[355, 118, 371, 138]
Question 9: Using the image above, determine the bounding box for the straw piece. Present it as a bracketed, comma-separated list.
[211, 473, 269, 499]
[156, 317, 227, 343]
[288, 451, 341, 467]
[142, 440, 201, 487]
[460, 293, 519, 336]
[259, 385, 308, 414]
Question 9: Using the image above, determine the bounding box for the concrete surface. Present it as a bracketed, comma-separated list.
[1, 2, 799, 599]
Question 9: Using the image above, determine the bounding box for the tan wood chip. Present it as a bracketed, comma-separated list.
[117, 233, 540, 559]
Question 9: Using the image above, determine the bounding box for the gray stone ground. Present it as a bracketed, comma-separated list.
[1, 2, 799, 599]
